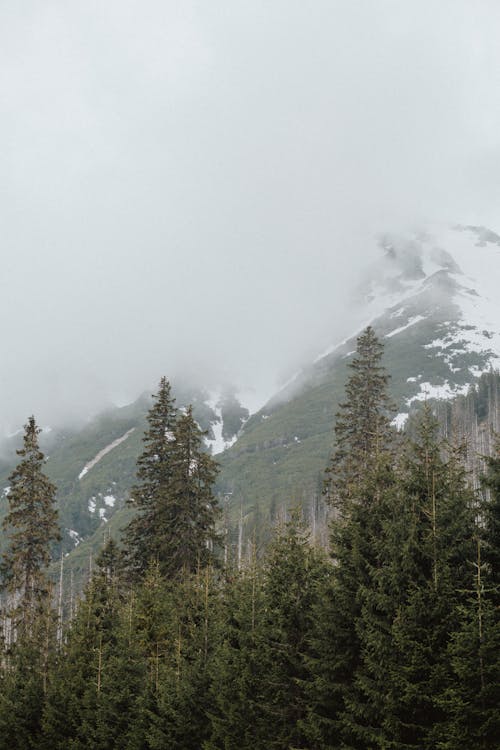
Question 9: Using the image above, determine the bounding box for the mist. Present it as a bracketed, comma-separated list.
[1, 1, 500, 431]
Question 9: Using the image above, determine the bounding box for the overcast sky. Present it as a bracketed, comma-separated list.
[1, 1, 500, 430]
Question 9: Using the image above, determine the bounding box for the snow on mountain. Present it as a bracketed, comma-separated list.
[205, 394, 239, 455]
[419, 225, 500, 367]
[315, 225, 500, 407]
[78, 427, 136, 480]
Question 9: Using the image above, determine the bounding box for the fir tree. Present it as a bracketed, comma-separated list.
[42, 546, 145, 750]
[206, 553, 265, 750]
[255, 512, 327, 750]
[306, 326, 395, 749]
[379, 407, 476, 749]
[436, 444, 500, 749]
[1, 416, 60, 637]
[124, 377, 178, 577]
[162, 405, 220, 578]
[124, 378, 220, 579]
[208, 515, 327, 750]
[481, 444, 500, 589]
[324, 325, 394, 510]
[141, 566, 221, 750]
[0, 639, 49, 749]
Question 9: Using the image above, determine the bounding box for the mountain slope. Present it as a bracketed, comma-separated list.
[216, 224, 500, 523]
[1, 224, 499, 586]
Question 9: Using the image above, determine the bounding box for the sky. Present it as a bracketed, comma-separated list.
[1, 0, 500, 430]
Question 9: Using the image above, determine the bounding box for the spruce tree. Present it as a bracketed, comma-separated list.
[146, 567, 221, 750]
[1, 415, 60, 637]
[481, 445, 500, 590]
[378, 407, 476, 749]
[437, 445, 500, 749]
[41, 545, 145, 750]
[208, 514, 327, 750]
[306, 326, 395, 749]
[324, 325, 394, 510]
[162, 405, 220, 578]
[124, 377, 178, 577]
[125, 378, 220, 579]
[255, 513, 327, 749]
[206, 554, 265, 750]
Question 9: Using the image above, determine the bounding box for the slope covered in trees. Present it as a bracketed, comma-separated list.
[1, 342, 500, 749]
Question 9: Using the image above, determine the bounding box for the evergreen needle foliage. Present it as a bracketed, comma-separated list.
[124, 377, 220, 579]
[324, 325, 394, 512]
[1, 415, 60, 637]
[0, 361, 498, 749]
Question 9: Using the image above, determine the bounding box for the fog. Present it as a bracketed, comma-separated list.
[1, 1, 500, 431]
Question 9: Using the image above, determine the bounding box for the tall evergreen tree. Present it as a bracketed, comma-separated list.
[208, 514, 327, 750]
[376, 408, 476, 749]
[437, 444, 500, 749]
[206, 553, 265, 750]
[163, 405, 220, 578]
[42, 544, 145, 750]
[1, 415, 60, 637]
[481, 444, 500, 590]
[255, 513, 327, 750]
[306, 326, 396, 749]
[124, 379, 220, 579]
[124, 377, 178, 577]
[146, 567, 221, 750]
[324, 325, 394, 510]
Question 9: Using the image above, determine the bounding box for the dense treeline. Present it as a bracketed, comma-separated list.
[1, 330, 499, 749]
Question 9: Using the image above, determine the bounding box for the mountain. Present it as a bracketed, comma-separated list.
[0, 383, 248, 585]
[0, 223, 499, 584]
[216, 224, 500, 526]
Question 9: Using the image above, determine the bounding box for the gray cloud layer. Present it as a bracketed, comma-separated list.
[1, 1, 500, 429]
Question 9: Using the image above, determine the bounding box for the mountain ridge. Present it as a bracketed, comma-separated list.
[1, 223, 499, 587]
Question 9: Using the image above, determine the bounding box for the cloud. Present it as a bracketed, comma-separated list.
[1, 1, 499, 429]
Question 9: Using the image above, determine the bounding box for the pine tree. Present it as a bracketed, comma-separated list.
[378, 407, 476, 749]
[482, 445, 500, 590]
[324, 325, 394, 510]
[1, 415, 60, 637]
[207, 515, 327, 750]
[124, 378, 220, 579]
[142, 566, 221, 750]
[255, 513, 328, 749]
[124, 377, 178, 577]
[161, 405, 220, 578]
[436, 444, 500, 749]
[306, 326, 395, 749]
[41, 546, 145, 750]
[206, 554, 265, 750]
[0, 638, 50, 749]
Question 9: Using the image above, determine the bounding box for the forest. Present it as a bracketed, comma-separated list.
[0, 327, 499, 750]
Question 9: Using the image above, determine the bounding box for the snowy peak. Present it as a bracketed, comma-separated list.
[304, 224, 500, 428]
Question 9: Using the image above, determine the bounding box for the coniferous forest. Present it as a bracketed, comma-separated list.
[1, 328, 500, 750]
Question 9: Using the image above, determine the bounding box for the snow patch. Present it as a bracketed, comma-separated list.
[407, 381, 471, 406]
[390, 307, 406, 319]
[392, 413, 409, 430]
[67, 528, 82, 546]
[78, 427, 135, 480]
[103, 495, 116, 507]
[386, 315, 426, 338]
[205, 393, 240, 455]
